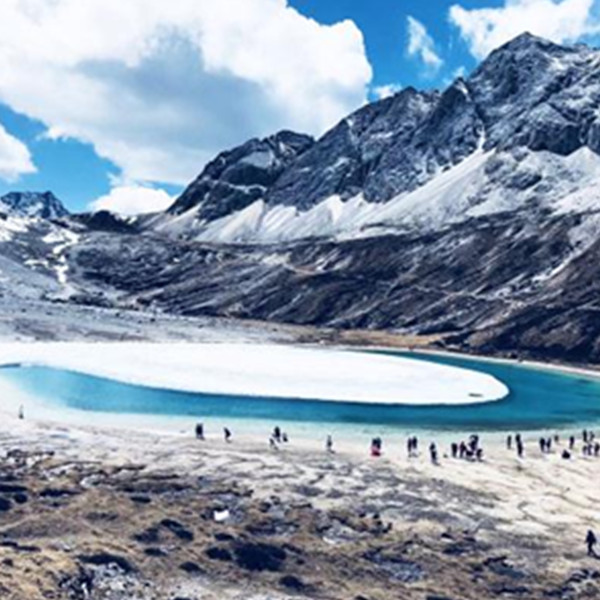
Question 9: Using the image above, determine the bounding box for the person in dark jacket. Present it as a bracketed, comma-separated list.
[586, 529, 597, 557]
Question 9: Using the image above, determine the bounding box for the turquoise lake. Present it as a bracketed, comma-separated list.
[1, 352, 600, 432]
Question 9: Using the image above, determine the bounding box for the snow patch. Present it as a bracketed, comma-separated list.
[0, 342, 509, 406]
[185, 146, 600, 245]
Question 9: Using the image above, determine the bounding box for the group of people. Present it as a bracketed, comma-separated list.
[450, 434, 484, 462]
[194, 422, 600, 467]
[194, 422, 231, 443]
[506, 433, 525, 457]
[192, 421, 599, 557]
[269, 426, 289, 449]
[505, 429, 600, 460]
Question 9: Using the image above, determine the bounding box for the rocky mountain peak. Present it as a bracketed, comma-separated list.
[167, 130, 314, 221]
[150, 34, 600, 245]
[0, 191, 69, 219]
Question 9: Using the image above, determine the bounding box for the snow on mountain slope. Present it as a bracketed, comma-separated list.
[188, 145, 600, 244]
[154, 33, 600, 246]
[0, 215, 29, 242]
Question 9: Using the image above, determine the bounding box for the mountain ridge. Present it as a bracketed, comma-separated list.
[2, 33, 600, 365]
[148, 32, 600, 245]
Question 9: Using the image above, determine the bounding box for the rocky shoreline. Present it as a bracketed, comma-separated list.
[1, 418, 599, 600]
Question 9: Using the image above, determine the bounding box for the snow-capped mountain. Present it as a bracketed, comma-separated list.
[2, 33, 600, 364]
[0, 191, 70, 220]
[153, 33, 600, 245]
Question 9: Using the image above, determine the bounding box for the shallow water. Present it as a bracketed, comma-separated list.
[1, 351, 600, 432]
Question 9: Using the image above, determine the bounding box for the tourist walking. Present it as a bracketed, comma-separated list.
[273, 426, 281, 443]
[586, 529, 597, 557]
[326, 434, 334, 453]
[371, 437, 382, 457]
[224, 427, 232, 443]
[516, 434, 524, 458]
[451, 442, 458, 459]
[429, 443, 438, 465]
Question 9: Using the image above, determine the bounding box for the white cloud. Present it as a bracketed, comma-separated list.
[407, 16, 444, 72]
[0, 0, 372, 186]
[449, 0, 599, 59]
[90, 185, 174, 216]
[0, 123, 36, 182]
[372, 83, 403, 100]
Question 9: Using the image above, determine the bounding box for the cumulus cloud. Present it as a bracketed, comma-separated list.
[0, 0, 372, 186]
[0, 123, 36, 182]
[372, 83, 403, 100]
[449, 0, 599, 59]
[406, 16, 444, 72]
[90, 185, 174, 216]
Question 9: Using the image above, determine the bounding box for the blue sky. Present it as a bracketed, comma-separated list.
[0, 0, 598, 214]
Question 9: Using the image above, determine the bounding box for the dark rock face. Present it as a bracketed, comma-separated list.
[168, 130, 314, 221]
[72, 210, 138, 234]
[0, 191, 69, 219]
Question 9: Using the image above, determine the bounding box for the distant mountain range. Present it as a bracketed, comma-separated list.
[2, 33, 600, 364]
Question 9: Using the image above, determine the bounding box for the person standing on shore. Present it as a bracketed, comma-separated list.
[18, 405, 24, 420]
[506, 435, 512, 450]
[195, 422, 204, 440]
[586, 530, 597, 557]
[371, 437, 382, 457]
[451, 442, 458, 459]
[224, 427, 232, 443]
[326, 435, 334, 453]
[429, 443, 438, 465]
[516, 434, 524, 458]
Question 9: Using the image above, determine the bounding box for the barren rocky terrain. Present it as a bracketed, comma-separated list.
[0, 418, 599, 600]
